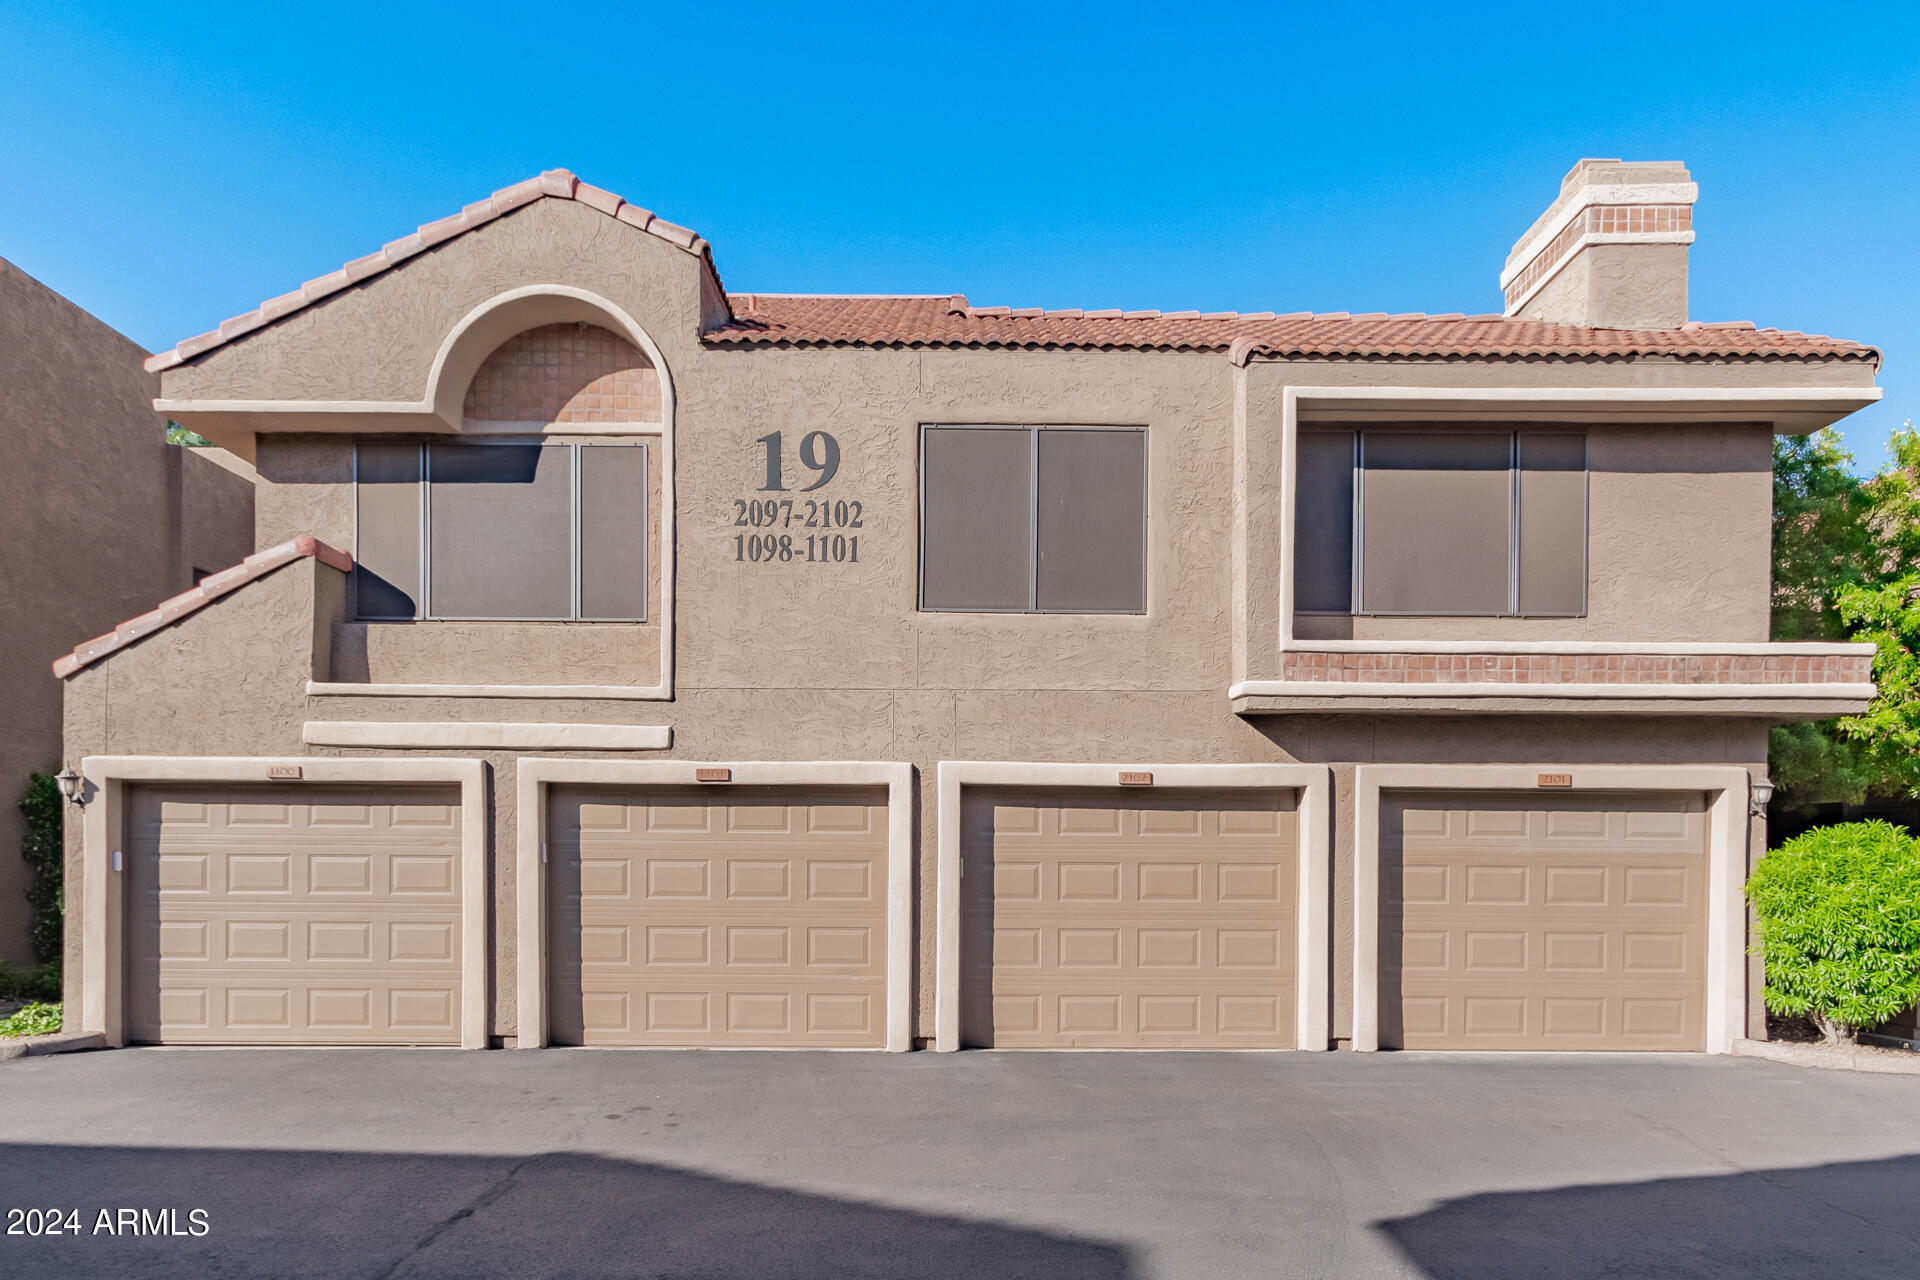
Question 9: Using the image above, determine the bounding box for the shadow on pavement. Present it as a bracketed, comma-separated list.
[1376, 1153, 1920, 1279]
[0, 1143, 1135, 1279]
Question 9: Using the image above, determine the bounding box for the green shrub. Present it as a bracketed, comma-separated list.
[1747, 820, 1920, 1043]
[0, 1002, 62, 1038]
[19, 772, 63, 964]
[0, 959, 61, 1002]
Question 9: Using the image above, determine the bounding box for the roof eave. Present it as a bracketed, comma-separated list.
[146, 170, 729, 374]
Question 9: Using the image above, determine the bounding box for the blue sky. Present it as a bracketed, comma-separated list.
[3, 3, 1914, 466]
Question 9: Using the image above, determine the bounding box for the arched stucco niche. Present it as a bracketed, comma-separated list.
[424, 285, 676, 433]
[392, 283, 679, 699]
[462, 324, 660, 425]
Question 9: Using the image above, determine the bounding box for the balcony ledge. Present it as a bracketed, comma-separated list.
[1232, 641, 1876, 718]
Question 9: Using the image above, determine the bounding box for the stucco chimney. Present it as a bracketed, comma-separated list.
[1501, 159, 1697, 329]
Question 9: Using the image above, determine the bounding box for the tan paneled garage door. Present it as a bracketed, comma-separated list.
[127, 785, 463, 1045]
[1381, 790, 1708, 1051]
[962, 789, 1298, 1048]
[547, 785, 888, 1047]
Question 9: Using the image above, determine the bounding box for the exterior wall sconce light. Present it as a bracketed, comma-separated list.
[1749, 777, 1775, 817]
[55, 766, 87, 808]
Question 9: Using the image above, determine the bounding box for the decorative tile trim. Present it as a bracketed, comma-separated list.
[1503, 204, 1693, 309]
[1280, 650, 1872, 685]
[1500, 179, 1698, 286]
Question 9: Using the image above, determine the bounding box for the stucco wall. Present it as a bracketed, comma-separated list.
[60, 554, 1769, 1042]
[59, 557, 326, 1007]
[164, 203, 709, 405]
[1585, 242, 1690, 331]
[1518, 252, 1593, 328]
[170, 199, 1870, 699]
[0, 257, 253, 964]
[257, 430, 663, 687]
[182, 447, 258, 579]
[253, 436, 354, 552]
[1284, 422, 1775, 643]
[98, 194, 1857, 1041]
[1515, 243, 1691, 331]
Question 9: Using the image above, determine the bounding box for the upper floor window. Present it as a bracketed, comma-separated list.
[919, 425, 1146, 614]
[354, 440, 647, 621]
[1295, 427, 1587, 617]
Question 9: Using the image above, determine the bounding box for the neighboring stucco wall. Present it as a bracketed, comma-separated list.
[182, 446, 259, 579]
[0, 257, 253, 965]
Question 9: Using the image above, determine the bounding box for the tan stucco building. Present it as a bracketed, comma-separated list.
[56, 160, 1883, 1054]
[0, 257, 254, 965]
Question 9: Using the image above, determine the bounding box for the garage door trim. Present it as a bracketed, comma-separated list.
[934, 761, 1333, 1053]
[1352, 764, 1754, 1055]
[516, 759, 914, 1051]
[78, 755, 489, 1049]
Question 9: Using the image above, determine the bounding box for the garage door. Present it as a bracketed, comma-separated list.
[547, 785, 888, 1047]
[127, 785, 464, 1045]
[961, 789, 1298, 1048]
[1381, 790, 1708, 1051]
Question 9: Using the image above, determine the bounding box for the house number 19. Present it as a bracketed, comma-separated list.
[755, 430, 840, 492]
[733, 430, 864, 569]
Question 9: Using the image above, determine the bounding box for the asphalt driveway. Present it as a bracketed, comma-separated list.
[1, 1048, 1915, 1279]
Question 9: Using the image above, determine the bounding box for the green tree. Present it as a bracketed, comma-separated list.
[1772, 428, 1878, 641]
[1835, 573, 1920, 798]
[1770, 425, 1920, 808]
[1862, 426, 1920, 571]
[165, 419, 211, 447]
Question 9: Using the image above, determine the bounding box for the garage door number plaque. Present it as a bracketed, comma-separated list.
[732, 430, 863, 565]
[1536, 772, 1572, 788]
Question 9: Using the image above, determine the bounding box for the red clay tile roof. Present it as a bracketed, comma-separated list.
[144, 170, 721, 373]
[712, 295, 1880, 366]
[52, 535, 352, 678]
[145, 170, 1880, 373]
